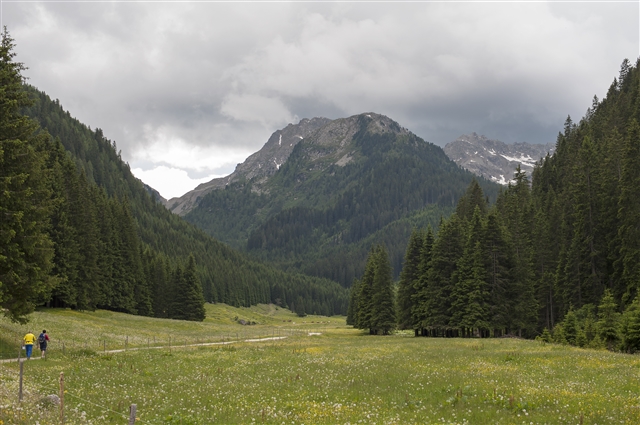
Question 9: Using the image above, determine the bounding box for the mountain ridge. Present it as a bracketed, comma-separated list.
[165, 117, 332, 215]
[444, 132, 555, 184]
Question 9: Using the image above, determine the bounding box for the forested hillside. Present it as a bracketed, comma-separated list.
[357, 59, 640, 352]
[185, 113, 499, 286]
[0, 30, 348, 323]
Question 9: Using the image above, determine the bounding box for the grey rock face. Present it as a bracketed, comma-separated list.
[164, 117, 332, 215]
[164, 113, 408, 215]
[444, 133, 555, 185]
[299, 112, 409, 166]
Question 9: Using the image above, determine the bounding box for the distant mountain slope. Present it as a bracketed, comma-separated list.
[166, 117, 332, 215]
[444, 133, 555, 184]
[23, 86, 348, 315]
[184, 113, 500, 286]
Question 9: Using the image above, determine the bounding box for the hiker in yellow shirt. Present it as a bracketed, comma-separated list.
[23, 331, 35, 360]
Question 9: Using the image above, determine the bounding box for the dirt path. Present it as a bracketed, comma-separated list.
[0, 336, 289, 364]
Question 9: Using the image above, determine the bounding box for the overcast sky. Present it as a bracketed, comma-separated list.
[2, 1, 638, 199]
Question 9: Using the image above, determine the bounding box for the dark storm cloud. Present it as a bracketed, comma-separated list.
[2, 1, 637, 198]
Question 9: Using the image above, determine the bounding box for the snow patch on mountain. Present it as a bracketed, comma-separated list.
[444, 133, 555, 185]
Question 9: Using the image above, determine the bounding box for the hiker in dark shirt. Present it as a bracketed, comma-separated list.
[38, 330, 50, 359]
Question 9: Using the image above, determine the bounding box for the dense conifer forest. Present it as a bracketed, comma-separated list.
[0, 29, 348, 323]
[351, 58, 640, 352]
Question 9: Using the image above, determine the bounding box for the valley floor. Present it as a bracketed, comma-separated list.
[1, 305, 638, 424]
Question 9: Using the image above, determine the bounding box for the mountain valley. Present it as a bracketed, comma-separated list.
[181, 113, 499, 286]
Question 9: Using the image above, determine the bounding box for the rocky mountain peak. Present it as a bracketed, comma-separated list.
[444, 133, 555, 185]
[164, 112, 413, 216]
[234, 116, 333, 181]
[303, 113, 408, 148]
[285, 113, 412, 172]
[164, 117, 332, 215]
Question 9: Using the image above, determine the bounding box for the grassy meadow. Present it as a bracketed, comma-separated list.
[1, 305, 639, 424]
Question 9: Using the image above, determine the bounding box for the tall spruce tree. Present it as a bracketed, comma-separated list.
[562, 307, 579, 346]
[619, 298, 640, 353]
[0, 28, 55, 322]
[425, 215, 464, 334]
[450, 207, 486, 336]
[484, 211, 512, 335]
[597, 288, 620, 350]
[497, 167, 537, 336]
[357, 246, 377, 332]
[396, 229, 423, 330]
[171, 255, 206, 321]
[455, 179, 488, 222]
[346, 278, 361, 326]
[616, 120, 640, 306]
[371, 245, 396, 335]
[412, 226, 434, 336]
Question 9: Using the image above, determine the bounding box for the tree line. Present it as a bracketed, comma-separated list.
[350, 58, 640, 353]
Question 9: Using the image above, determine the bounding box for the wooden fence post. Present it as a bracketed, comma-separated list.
[18, 360, 23, 402]
[59, 372, 64, 425]
[125, 336, 128, 351]
[128, 404, 137, 425]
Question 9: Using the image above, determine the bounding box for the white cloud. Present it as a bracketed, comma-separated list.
[220, 94, 294, 128]
[130, 125, 255, 179]
[131, 166, 223, 200]
[3, 1, 637, 198]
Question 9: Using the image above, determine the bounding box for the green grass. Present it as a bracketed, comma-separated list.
[0, 304, 337, 359]
[2, 307, 640, 424]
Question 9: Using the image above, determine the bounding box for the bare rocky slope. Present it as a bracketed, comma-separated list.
[165, 117, 332, 215]
[444, 133, 555, 184]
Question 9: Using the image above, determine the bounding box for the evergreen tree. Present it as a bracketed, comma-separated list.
[396, 229, 423, 330]
[0, 28, 55, 322]
[597, 288, 620, 350]
[552, 323, 567, 344]
[47, 142, 81, 308]
[412, 226, 434, 336]
[582, 306, 597, 344]
[357, 246, 377, 332]
[170, 255, 206, 321]
[539, 327, 552, 343]
[497, 166, 537, 336]
[616, 120, 640, 305]
[346, 278, 360, 326]
[450, 207, 491, 336]
[371, 245, 396, 335]
[562, 307, 579, 345]
[484, 211, 512, 335]
[619, 298, 640, 353]
[425, 215, 464, 334]
[531, 176, 561, 331]
[295, 296, 307, 317]
[565, 135, 605, 308]
[455, 179, 488, 222]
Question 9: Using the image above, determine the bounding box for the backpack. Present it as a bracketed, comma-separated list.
[38, 333, 46, 344]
